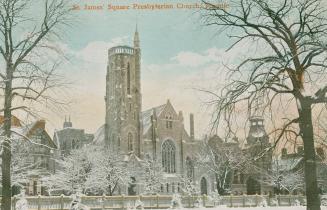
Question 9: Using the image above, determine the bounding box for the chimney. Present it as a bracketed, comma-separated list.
[190, 113, 194, 141]
[63, 115, 73, 128]
[38, 120, 46, 129]
[178, 111, 183, 122]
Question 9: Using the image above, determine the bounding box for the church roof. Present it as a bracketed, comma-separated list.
[272, 156, 303, 172]
[93, 124, 105, 144]
[141, 103, 166, 135]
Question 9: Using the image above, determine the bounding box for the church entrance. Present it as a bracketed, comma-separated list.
[128, 177, 137, 195]
[246, 177, 261, 195]
[200, 177, 208, 195]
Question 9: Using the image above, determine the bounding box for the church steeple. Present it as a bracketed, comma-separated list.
[134, 24, 140, 49]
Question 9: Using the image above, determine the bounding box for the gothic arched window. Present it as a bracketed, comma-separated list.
[128, 133, 133, 151]
[186, 157, 194, 180]
[162, 140, 176, 173]
[127, 63, 131, 94]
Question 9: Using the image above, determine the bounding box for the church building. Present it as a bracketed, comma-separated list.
[103, 28, 214, 195]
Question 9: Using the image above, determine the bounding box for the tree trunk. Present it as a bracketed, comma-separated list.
[1, 64, 13, 210]
[298, 99, 321, 210]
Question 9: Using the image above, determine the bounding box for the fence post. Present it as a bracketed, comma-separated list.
[188, 195, 191, 208]
[230, 194, 233, 207]
[192, 195, 195, 207]
[121, 195, 125, 210]
[12, 195, 16, 210]
[277, 194, 281, 206]
[288, 195, 292, 206]
[102, 194, 105, 210]
[242, 194, 246, 207]
[37, 194, 41, 210]
[156, 194, 159, 208]
[255, 194, 258, 207]
[202, 194, 206, 207]
[60, 194, 64, 210]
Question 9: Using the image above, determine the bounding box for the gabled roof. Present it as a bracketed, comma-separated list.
[0, 115, 22, 127]
[1, 116, 57, 149]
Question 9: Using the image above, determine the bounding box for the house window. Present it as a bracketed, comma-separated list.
[162, 139, 176, 173]
[186, 157, 194, 180]
[128, 133, 133, 151]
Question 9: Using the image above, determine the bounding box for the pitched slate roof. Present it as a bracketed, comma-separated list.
[93, 124, 105, 144]
[141, 104, 166, 135]
[272, 156, 303, 172]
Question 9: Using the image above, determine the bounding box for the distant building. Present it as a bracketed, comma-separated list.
[278, 145, 327, 194]
[53, 117, 94, 156]
[243, 116, 273, 195]
[0, 117, 57, 196]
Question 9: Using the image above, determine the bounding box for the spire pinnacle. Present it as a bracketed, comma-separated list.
[134, 23, 140, 48]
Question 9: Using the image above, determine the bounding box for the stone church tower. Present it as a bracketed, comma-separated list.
[105, 27, 142, 157]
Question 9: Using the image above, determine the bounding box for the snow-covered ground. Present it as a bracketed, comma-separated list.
[185, 207, 327, 210]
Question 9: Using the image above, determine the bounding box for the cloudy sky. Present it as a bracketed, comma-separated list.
[38, 0, 240, 138]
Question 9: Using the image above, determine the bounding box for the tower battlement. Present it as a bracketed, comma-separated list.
[108, 46, 135, 56]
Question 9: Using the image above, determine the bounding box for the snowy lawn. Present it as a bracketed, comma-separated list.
[185, 207, 327, 210]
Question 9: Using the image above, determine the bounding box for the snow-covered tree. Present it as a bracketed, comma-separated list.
[0, 137, 45, 191]
[197, 137, 251, 195]
[258, 158, 304, 194]
[141, 156, 164, 195]
[85, 149, 128, 196]
[0, 0, 73, 208]
[201, 0, 327, 208]
[42, 146, 94, 195]
[178, 175, 198, 196]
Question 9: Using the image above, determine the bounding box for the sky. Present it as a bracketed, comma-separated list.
[40, 0, 236, 138]
[2, 0, 326, 152]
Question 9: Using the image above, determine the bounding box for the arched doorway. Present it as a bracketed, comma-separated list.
[200, 177, 208, 195]
[246, 177, 261, 195]
[128, 177, 136, 195]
